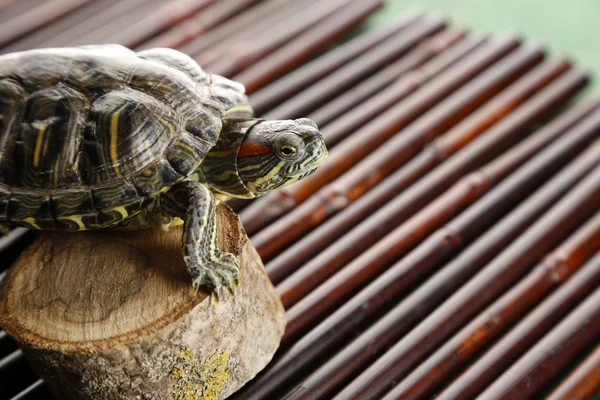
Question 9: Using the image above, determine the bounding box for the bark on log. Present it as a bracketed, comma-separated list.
[0, 205, 285, 400]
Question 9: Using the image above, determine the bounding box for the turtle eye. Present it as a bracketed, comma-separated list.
[280, 145, 297, 157]
[275, 134, 304, 160]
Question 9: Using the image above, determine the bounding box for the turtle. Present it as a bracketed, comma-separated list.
[0, 45, 327, 294]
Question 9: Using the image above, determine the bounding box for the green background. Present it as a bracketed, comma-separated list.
[366, 1, 599, 398]
[367, 0, 598, 92]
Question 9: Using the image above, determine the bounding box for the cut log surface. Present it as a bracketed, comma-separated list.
[0, 205, 285, 400]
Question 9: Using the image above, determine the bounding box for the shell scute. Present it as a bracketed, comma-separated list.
[0, 79, 27, 186]
[6, 190, 46, 224]
[0, 185, 9, 220]
[85, 89, 178, 183]
[166, 132, 213, 177]
[91, 179, 140, 211]
[133, 159, 182, 197]
[51, 189, 95, 216]
[18, 84, 88, 189]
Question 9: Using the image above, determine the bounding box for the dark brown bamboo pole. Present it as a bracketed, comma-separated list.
[241, 35, 521, 235]
[180, 0, 298, 59]
[269, 91, 600, 287]
[249, 13, 424, 115]
[136, 0, 261, 50]
[276, 69, 588, 311]
[479, 285, 600, 400]
[333, 161, 600, 400]
[1, 0, 126, 52]
[233, 0, 383, 94]
[308, 28, 467, 128]
[198, 0, 322, 68]
[254, 52, 557, 262]
[0, 0, 92, 48]
[0, 0, 46, 24]
[91, 0, 214, 48]
[317, 34, 487, 148]
[388, 203, 600, 399]
[546, 343, 600, 400]
[228, 32, 482, 216]
[51, 0, 163, 47]
[237, 94, 600, 400]
[205, 0, 358, 77]
[262, 16, 448, 121]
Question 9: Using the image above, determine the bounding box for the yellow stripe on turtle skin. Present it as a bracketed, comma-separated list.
[22, 217, 42, 230]
[214, 192, 232, 204]
[159, 118, 175, 135]
[175, 141, 195, 153]
[60, 214, 87, 230]
[33, 123, 47, 168]
[110, 113, 122, 177]
[245, 161, 286, 193]
[226, 103, 254, 117]
[111, 205, 129, 219]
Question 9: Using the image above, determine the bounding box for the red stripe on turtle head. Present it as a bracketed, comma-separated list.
[239, 141, 271, 156]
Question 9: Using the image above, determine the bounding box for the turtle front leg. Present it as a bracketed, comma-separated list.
[162, 181, 239, 294]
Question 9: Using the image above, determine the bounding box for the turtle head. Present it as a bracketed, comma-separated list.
[237, 118, 327, 196]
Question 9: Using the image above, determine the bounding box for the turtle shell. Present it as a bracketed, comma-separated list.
[0, 45, 246, 230]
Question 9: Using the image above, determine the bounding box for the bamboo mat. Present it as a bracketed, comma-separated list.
[0, 1, 598, 399]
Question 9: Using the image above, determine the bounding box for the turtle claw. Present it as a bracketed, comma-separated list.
[186, 251, 240, 299]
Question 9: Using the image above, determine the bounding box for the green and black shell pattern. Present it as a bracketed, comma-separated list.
[0, 45, 246, 231]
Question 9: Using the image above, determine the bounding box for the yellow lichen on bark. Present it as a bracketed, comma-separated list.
[171, 347, 230, 400]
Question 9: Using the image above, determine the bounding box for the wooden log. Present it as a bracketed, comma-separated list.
[0, 206, 285, 400]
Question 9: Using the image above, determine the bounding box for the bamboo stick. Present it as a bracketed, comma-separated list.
[389, 204, 600, 399]
[0, 0, 93, 48]
[262, 16, 448, 120]
[546, 343, 600, 400]
[199, 0, 317, 67]
[268, 94, 600, 286]
[0, 0, 47, 24]
[180, 0, 298, 60]
[229, 30, 479, 216]
[308, 28, 467, 128]
[255, 51, 558, 263]
[1, 0, 126, 52]
[55, 0, 163, 47]
[282, 70, 590, 342]
[276, 69, 587, 308]
[234, 84, 599, 400]
[234, 0, 383, 94]
[333, 160, 600, 400]
[90, 0, 214, 48]
[317, 34, 486, 149]
[241, 35, 521, 234]
[136, 0, 261, 50]
[11, 379, 47, 400]
[205, 0, 358, 77]
[249, 13, 424, 115]
[479, 285, 600, 400]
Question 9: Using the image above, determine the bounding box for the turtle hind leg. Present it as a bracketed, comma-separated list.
[162, 181, 239, 295]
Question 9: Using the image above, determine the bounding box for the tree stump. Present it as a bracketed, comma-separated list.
[0, 205, 285, 400]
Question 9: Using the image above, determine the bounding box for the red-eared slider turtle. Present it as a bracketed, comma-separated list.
[0, 45, 327, 294]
